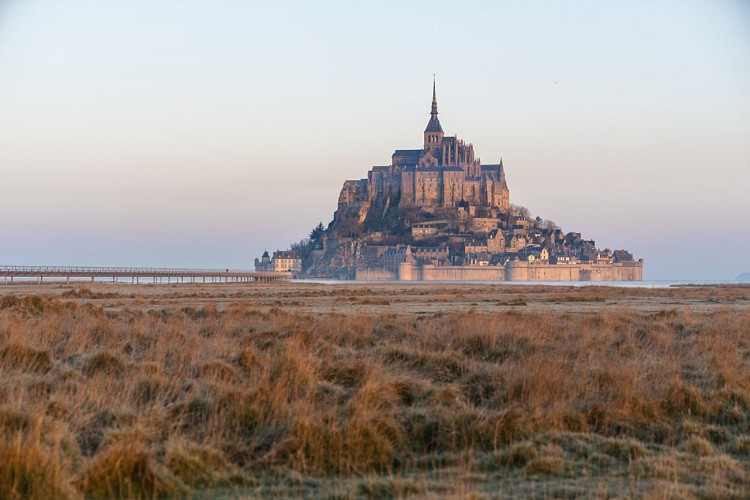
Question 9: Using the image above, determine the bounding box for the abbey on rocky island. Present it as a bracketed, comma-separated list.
[265, 80, 643, 282]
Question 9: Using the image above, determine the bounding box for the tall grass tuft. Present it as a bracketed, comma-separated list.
[0, 344, 53, 373]
[0, 417, 74, 500]
[77, 442, 184, 498]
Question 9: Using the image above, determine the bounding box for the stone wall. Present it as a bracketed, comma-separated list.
[354, 267, 398, 281]
[472, 218, 500, 232]
[354, 261, 644, 282]
[418, 265, 506, 281]
[505, 261, 643, 281]
[580, 262, 644, 281]
[395, 263, 505, 281]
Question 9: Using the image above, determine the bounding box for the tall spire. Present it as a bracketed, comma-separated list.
[424, 74, 443, 134]
[431, 73, 438, 116]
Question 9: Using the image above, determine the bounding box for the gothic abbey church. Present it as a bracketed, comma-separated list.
[336, 81, 510, 223]
[283, 80, 642, 281]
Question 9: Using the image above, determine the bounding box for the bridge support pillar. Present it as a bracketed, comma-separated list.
[37, 276, 42, 285]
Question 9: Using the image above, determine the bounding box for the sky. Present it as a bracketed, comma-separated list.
[0, 0, 748, 280]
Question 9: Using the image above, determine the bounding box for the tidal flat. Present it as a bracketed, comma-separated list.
[1, 282, 749, 498]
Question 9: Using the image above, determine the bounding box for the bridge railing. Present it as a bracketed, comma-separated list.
[0, 266, 292, 282]
[0, 265, 251, 274]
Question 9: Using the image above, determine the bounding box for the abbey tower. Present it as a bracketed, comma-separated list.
[335, 80, 510, 232]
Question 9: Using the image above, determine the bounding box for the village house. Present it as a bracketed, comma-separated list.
[464, 240, 489, 254]
[466, 252, 491, 266]
[412, 246, 450, 265]
[272, 251, 302, 274]
[411, 224, 438, 238]
[487, 229, 506, 253]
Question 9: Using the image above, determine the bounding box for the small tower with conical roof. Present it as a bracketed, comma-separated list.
[424, 76, 444, 150]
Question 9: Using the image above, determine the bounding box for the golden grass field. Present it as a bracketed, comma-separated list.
[1, 282, 750, 498]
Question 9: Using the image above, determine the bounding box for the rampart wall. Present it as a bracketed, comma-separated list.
[503, 261, 643, 281]
[399, 264, 506, 281]
[354, 268, 398, 281]
[354, 261, 644, 282]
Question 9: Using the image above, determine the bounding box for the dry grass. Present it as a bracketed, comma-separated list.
[0, 430, 75, 499]
[0, 284, 749, 497]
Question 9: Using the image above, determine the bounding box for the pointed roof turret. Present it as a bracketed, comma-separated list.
[499, 158, 508, 189]
[424, 75, 443, 133]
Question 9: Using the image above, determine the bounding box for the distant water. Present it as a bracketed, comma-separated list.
[296, 279, 746, 288]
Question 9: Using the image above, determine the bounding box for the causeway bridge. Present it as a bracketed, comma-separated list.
[0, 266, 291, 285]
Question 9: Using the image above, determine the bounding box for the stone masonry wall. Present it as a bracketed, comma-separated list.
[354, 261, 644, 282]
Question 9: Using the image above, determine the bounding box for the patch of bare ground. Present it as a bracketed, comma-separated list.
[0, 283, 749, 497]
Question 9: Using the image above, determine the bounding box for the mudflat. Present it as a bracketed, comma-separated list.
[1, 282, 749, 498]
[2, 281, 748, 314]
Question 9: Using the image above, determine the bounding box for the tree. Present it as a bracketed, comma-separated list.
[309, 222, 325, 240]
[510, 204, 531, 219]
[290, 238, 310, 256]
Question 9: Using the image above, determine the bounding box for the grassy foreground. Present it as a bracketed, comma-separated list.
[1, 284, 750, 498]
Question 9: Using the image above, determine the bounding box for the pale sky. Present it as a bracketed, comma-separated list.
[1, 0, 748, 280]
